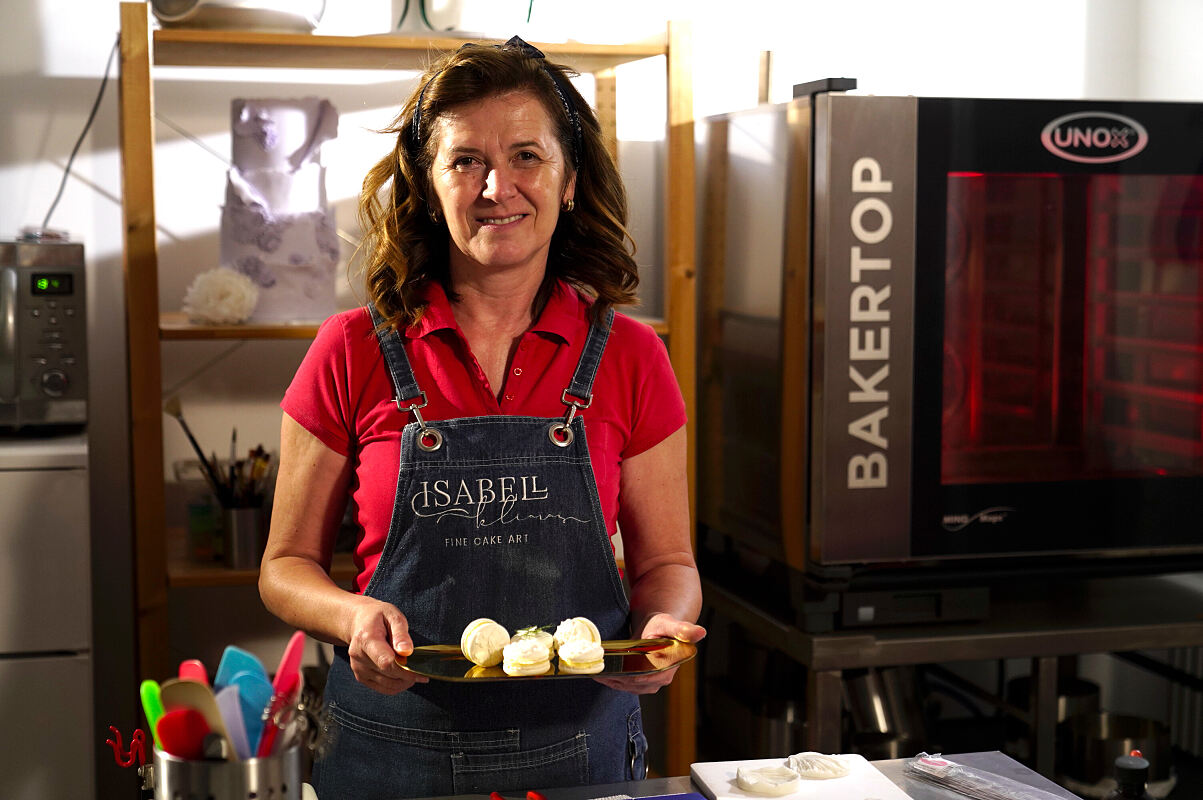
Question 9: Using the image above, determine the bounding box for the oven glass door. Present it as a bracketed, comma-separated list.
[942, 172, 1203, 484]
[912, 99, 1203, 558]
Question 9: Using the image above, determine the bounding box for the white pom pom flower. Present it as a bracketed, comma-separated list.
[182, 267, 259, 324]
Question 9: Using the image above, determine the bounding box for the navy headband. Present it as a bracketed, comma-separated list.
[406, 36, 583, 166]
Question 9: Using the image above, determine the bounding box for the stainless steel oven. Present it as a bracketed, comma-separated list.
[698, 84, 1203, 627]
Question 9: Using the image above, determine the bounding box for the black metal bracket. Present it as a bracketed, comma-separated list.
[793, 77, 857, 99]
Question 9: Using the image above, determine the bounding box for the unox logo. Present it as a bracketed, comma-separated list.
[1041, 111, 1148, 164]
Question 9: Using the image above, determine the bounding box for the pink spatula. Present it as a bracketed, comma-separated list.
[179, 658, 209, 686]
[256, 630, 306, 757]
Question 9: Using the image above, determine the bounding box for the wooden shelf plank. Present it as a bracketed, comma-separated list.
[632, 315, 669, 336]
[160, 311, 322, 340]
[161, 310, 666, 339]
[169, 551, 357, 587]
[153, 29, 665, 74]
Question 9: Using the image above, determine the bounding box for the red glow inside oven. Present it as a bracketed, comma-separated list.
[941, 173, 1203, 484]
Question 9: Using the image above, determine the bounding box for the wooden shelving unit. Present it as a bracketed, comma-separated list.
[117, 1, 697, 772]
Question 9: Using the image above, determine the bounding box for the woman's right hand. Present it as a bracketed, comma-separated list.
[346, 596, 429, 695]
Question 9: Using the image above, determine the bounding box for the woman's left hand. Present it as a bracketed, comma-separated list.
[593, 612, 706, 695]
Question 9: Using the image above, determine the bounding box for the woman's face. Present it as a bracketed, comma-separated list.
[429, 90, 575, 280]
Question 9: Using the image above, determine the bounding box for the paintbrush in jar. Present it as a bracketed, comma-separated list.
[163, 395, 228, 504]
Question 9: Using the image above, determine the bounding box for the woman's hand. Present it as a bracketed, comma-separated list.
[593, 612, 706, 695]
[261, 417, 427, 696]
[346, 596, 429, 695]
[602, 428, 705, 694]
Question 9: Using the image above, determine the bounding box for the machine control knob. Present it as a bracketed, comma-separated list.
[40, 369, 69, 397]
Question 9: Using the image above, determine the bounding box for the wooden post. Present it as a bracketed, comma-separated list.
[594, 68, 619, 166]
[779, 98, 813, 573]
[758, 51, 772, 105]
[118, 1, 169, 681]
[664, 18, 697, 777]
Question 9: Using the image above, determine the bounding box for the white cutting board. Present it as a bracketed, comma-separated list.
[690, 754, 913, 800]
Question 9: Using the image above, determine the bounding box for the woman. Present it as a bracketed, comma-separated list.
[260, 36, 705, 799]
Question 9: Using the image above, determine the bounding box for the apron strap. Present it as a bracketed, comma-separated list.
[368, 301, 615, 412]
[369, 303, 443, 449]
[368, 303, 423, 404]
[563, 306, 614, 405]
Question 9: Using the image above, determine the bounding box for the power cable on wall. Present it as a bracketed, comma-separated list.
[161, 341, 248, 400]
[39, 34, 119, 233]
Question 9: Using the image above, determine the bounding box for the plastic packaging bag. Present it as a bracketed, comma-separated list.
[904, 753, 1077, 800]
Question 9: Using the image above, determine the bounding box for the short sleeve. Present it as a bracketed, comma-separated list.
[621, 323, 686, 458]
[281, 311, 357, 456]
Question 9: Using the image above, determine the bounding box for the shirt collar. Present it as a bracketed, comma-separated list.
[531, 280, 588, 343]
[405, 279, 589, 344]
[405, 281, 458, 338]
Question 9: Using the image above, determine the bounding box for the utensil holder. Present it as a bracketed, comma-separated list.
[151, 745, 302, 799]
[223, 505, 265, 570]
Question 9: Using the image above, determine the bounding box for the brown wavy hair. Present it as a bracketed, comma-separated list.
[358, 39, 639, 330]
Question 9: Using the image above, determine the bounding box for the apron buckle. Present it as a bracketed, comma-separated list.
[549, 389, 592, 448]
[396, 391, 443, 451]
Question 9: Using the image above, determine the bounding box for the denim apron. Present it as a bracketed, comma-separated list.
[314, 306, 646, 800]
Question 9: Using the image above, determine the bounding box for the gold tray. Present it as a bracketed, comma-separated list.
[396, 638, 697, 682]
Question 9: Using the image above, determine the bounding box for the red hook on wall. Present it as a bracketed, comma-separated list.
[105, 725, 147, 768]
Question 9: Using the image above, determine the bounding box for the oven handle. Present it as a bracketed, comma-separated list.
[0, 266, 16, 401]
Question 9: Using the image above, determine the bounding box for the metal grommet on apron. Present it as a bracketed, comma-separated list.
[316, 305, 637, 800]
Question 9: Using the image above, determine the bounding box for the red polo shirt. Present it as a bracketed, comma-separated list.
[282, 280, 686, 592]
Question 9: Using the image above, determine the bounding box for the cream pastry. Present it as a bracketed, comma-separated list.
[511, 626, 556, 654]
[501, 638, 552, 676]
[553, 616, 601, 650]
[459, 618, 510, 667]
[557, 640, 605, 674]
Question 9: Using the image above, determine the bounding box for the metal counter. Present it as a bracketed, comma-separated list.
[703, 571, 1203, 776]
[410, 750, 1080, 800]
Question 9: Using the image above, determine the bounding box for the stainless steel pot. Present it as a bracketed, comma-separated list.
[844, 667, 926, 760]
[1063, 712, 1171, 784]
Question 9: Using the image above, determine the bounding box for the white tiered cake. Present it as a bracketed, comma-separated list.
[220, 97, 339, 323]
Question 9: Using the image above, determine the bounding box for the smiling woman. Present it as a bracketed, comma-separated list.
[258, 36, 704, 800]
[357, 37, 639, 332]
[430, 91, 576, 284]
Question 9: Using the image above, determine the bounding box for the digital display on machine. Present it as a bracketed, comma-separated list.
[30, 273, 73, 296]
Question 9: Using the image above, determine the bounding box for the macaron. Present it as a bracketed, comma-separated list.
[553, 616, 601, 650]
[511, 626, 556, 654]
[460, 618, 510, 667]
[557, 640, 605, 675]
[501, 638, 552, 676]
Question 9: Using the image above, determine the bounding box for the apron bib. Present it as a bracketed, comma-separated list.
[314, 306, 646, 800]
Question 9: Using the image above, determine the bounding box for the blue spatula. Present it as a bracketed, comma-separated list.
[230, 669, 274, 755]
[214, 645, 267, 691]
